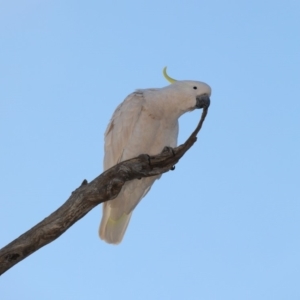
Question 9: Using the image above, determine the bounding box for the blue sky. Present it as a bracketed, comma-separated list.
[1, 0, 300, 299]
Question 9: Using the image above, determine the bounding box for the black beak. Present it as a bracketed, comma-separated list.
[196, 94, 210, 109]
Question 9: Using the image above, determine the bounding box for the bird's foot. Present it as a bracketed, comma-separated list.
[138, 153, 152, 167]
[137, 154, 152, 179]
[162, 146, 176, 156]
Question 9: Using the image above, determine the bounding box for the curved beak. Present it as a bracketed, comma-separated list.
[196, 94, 210, 109]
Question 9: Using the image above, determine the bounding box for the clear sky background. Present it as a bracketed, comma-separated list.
[1, 0, 299, 299]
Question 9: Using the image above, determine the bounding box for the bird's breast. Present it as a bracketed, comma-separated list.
[122, 109, 178, 160]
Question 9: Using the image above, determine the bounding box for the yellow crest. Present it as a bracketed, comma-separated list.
[163, 67, 177, 84]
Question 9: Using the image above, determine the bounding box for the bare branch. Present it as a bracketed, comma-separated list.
[0, 107, 209, 276]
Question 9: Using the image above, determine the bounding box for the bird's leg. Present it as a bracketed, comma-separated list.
[162, 146, 176, 171]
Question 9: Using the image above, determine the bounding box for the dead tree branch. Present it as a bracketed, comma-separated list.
[0, 107, 209, 276]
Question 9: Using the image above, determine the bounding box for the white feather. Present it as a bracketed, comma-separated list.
[99, 80, 211, 244]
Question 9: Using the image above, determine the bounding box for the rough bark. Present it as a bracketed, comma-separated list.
[0, 107, 208, 276]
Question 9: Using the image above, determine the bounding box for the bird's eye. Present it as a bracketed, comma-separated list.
[193, 86, 197, 90]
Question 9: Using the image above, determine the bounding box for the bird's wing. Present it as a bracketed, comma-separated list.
[103, 91, 144, 171]
[100, 91, 158, 244]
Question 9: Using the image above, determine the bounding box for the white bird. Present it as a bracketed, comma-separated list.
[99, 67, 211, 244]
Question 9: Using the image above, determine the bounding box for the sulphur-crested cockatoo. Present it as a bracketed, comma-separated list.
[99, 67, 211, 244]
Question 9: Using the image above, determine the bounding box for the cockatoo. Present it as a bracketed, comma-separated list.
[99, 67, 211, 244]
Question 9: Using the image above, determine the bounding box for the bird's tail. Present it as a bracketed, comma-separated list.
[99, 206, 132, 244]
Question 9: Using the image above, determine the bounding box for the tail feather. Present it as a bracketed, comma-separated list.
[99, 207, 132, 244]
[99, 177, 158, 244]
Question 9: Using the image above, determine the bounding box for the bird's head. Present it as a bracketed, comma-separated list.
[162, 67, 211, 115]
